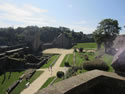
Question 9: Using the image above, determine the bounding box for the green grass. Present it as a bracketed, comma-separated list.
[53, 77, 63, 84]
[75, 52, 95, 66]
[41, 55, 60, 68]
[73, 43, 97, 49]
[40, 76, 55, 90]
[11, 71, 43, 94]
[60, 54, 73, 67]
[76, 69, 88, 75]
[0, 71, 24, 94]
[101, 54, 113, 72]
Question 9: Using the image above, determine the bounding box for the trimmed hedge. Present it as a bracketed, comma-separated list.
[57, 71, 64, 78]
[64, 62, 70, 67]
[83, 59, 109, 71]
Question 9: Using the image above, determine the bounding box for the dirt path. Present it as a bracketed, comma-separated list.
[21, 48, 73, 94]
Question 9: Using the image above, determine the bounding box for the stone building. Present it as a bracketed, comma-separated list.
[42, 33, 72, 50]
[113, 35, 125, 49]
[112, 47, 125, 76]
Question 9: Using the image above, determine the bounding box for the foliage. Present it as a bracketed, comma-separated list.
[56, 71, 64, 78]
[101, 54, 113, 72]
[0, 26, 94, 46]
[64, 62, 70, 67]
[66, 66, 82, 78]
[93, 18, 121, 51]
[83, 59, 109, 71]
[84, 55, 89, 61]
[78, 48, 83, 52]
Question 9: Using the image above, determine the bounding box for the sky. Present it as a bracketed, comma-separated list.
[0, 0, 125, 34]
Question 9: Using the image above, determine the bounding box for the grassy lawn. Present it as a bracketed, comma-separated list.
[75, 52, 95, 66]
[0, 71, 24, 94]
[73, 43, 97, 49]
[40, 76, 55, 90]
[41, 55, 60, 68]
[60, 54, 73, 67]
[11, 71, 43, 94]
[53, 77, 63, 84]
[101, 54, 113, 72]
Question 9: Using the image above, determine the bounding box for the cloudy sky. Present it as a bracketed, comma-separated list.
[0, 0, 125, 34]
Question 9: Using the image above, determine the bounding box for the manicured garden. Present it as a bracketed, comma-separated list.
[11, 71, 43, 94]
[59, 42, 113, 78]
[0, 71, 24, 94]
[41, 55, 60, 68]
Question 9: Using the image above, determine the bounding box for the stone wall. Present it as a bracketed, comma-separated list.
[113, 35, 125, 49]
[37, 70, 125, 94]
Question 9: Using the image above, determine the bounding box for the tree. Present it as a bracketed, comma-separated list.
[57, 71, 64, 78]
[93, 18, 121, 52]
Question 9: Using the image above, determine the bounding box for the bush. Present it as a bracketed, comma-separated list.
[79, 48, 83, 52]
[83, 59, 109, 71]
[64, 62, 70, 67]
[57, 71, 64, 78]
[66, 66, 82, 78]
[84, 55, 89, 61]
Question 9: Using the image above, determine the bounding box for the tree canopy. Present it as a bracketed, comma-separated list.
[93, 18, 121, 52]
[0, 26, 94, 46]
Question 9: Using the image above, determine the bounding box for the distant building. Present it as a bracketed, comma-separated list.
[42, 33, 72, 50]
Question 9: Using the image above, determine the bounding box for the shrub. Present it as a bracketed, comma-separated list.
[57, 71, 64, 78]
[79, 48, 83, 52]
[64, 62, 70, 67]
[83, 59, 109, 71]
[84, 55, 89, 61]
[66, 66, 82, 78]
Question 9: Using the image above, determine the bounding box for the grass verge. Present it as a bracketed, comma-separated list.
[60, 54, 73, 67]
[40, 76, 55, 90]
[11, 71, 43, 94]
[41, 55, 60, 68]
[0, 71, 24, 94]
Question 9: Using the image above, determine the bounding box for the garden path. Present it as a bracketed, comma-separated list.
[21, 48, 73, 94]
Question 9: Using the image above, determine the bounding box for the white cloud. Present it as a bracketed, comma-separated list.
[0, 3, 55, 28]
[68, 25, 95, 34]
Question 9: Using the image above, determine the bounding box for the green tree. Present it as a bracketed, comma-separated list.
[93, 18, 121, 52]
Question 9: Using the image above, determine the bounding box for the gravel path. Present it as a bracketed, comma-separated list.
[21, 48, 73, 94]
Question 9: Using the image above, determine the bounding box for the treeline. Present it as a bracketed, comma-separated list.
[0, 26, 94, 46]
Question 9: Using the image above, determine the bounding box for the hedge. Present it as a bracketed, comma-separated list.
[83, 59, 109, 71]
